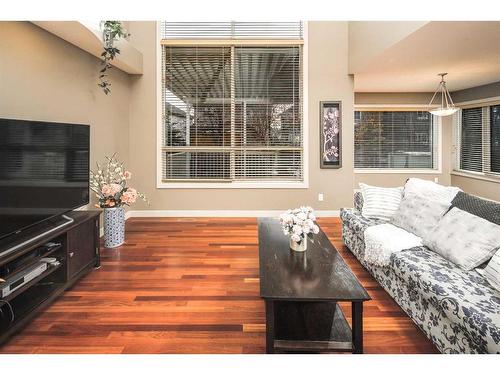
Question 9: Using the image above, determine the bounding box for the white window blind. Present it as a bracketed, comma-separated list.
[161, 22, 303, 40]
[160, 22, 303, 184]
[460, 107, 483, 172]
[354, 111, 438, 169]
[455, 105, 500, 177]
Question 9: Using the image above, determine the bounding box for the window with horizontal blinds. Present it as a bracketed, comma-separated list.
[160, 22, 303, 184]
[455, 105, 500, 178]
[162, 22, 303, 40]
[354, 111, 437, 169]
[460, 107, 483, 172]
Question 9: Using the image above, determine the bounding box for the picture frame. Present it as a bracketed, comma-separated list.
[320, 101, 342, 169]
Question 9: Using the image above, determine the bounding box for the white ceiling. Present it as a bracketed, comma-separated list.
[354, 21, 500, 92]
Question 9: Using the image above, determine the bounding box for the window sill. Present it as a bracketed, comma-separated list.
[354, 169, 442, 174]
[156, 181, 309, 189]
[451, 171, 500, 184]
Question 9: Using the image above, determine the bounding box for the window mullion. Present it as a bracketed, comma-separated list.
[454, 109, 462, 171]
[230, 45, 236, 181]
[483, 106, 491, 174]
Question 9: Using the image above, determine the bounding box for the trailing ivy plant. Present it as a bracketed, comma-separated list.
[98, 21, 129, 95]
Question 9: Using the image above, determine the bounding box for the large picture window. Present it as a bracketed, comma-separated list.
[354, 110, 438, 170]
[456, 104, 500, 177]
[159, 22, 304, 186]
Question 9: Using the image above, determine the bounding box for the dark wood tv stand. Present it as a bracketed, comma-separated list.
[0, 210, 101, 345]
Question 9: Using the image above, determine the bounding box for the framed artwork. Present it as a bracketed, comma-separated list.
[320, 101, 342, 169]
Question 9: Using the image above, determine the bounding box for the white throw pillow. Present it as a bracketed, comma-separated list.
[359, 183, 403, 222]
[404, 178, 461, 203]
[484, 250, 500, 292]
[391, 194, 451, 239]
[423, 207, 500, 271]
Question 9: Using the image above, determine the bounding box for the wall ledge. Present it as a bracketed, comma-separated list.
[32, 21, 143, 75]
[451, 171, 500, 184]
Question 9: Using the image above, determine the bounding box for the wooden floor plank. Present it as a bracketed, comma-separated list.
[0, 217, 438, 354]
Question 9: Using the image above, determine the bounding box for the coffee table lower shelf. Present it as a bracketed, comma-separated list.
[267, 300, 356, 353]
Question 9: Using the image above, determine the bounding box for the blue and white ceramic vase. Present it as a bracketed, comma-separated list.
[104, 207, 125, 248]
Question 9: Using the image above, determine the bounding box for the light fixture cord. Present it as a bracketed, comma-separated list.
[446, 82, 456, 107]
[428, 81, 442, 109]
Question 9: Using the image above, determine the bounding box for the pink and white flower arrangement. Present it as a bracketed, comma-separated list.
[90, 154, 148, 208]
[279, 206, 320, 244]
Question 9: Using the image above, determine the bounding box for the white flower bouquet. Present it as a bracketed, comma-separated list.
[90, 154, 148, 208]
[279, 206, 320, 245]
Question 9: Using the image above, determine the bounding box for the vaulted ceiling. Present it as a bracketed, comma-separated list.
[351, 21, 500, 92]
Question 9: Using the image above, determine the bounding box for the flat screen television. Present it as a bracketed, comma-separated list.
[0, 118, 90, 241]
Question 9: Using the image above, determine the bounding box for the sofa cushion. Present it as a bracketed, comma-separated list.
[391, 247, 500, 352]
[404, 177, 460, 203]
[451, 191, 500, 226]
[484, 250, 500, 292]
[359, 183, 403, 221]
[391, 193, 450, 239]
[423, 207, 500, 271]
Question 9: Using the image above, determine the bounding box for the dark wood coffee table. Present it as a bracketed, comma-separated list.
[258, 218, 370, 354]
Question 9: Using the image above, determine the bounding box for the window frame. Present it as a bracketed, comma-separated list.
[452, 98, 500, 182]
[156, 22, 309, 189]
[353, 105, 443, 174]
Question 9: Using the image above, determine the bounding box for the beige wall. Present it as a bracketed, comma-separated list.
[451, 175, 500, 201]
[353, 92, 453, 188]
[452, 80, 500, 103]
[128, 21, 354, 212]
[0, 22, 131, 209]
[355, 92, 433, 106]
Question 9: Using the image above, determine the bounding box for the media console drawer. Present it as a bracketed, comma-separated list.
[67, 217, 98, 279]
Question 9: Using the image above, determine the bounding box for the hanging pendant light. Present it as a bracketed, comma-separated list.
[428, 73, 459, 117]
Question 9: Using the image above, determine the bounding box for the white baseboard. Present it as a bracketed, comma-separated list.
[99, 210, 339, 237]
[127, 210, 340, 218]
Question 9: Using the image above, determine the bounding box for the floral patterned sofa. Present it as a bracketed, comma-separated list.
[340, 192, 500, 354]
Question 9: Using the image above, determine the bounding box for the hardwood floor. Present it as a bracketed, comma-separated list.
[0, 217, 438, 354]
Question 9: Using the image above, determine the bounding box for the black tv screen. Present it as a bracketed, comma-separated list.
[0, 119, 90, 240]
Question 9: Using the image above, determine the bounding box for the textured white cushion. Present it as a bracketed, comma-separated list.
[484, 250, 500, 291]
[423, 207, 500, 271]
[359, 183, 403, 222]
[391, 194, 451, 239]
[404, 178, 461, 203]
[364, 223, 422, 267]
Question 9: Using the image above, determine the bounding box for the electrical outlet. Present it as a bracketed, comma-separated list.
[434, 177, 439, 183]
[318, 193, 324, 202]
